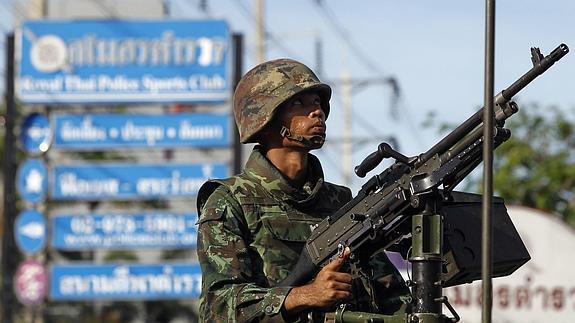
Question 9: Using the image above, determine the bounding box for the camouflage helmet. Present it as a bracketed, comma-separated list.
[233, 58, 332, 143]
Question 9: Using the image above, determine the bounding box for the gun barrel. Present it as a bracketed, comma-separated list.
[416, 108, 483, 167]
[416, 44, 568, 167]
[500, 43, 569, 102]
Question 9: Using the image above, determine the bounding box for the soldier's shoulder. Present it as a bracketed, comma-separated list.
[197, 173, 265, 212]
[197, 178, 234, 211]
[323, 180, 352, 196]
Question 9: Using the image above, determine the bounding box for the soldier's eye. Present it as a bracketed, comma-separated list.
[292, 98, 303, 106]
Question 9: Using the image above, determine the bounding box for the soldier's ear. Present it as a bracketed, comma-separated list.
[256, 123, 281, 147]
[256, 127, 272, 144]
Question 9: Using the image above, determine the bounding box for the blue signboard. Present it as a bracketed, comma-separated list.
[53, 113, 230, 149]
[17, 159, 48, 204]
[52, 212, 198, 250]
[15, 209, 47, 255]
[20, 113, 52, 154]
[17, 20, 230, 104]
[51, 162, 228, 200]
[50, 263, 202, 300]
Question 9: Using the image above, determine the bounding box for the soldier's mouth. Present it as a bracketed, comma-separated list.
[310, 123, 326, 133]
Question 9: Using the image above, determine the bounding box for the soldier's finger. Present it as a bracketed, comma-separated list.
[329, 272, 353, 284]
[326, 281, 352, 292]
[324, 247, 350, 271]
[332, 290, 352, 301]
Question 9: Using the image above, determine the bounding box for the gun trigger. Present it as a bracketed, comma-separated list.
[337, 243, 345, 258]
[327, 243, 347, 263]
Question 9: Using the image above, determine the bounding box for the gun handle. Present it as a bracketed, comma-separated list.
[355, 149, 384, 178]
[355, 143, 409, 178]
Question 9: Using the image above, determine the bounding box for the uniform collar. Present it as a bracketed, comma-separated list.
[244, 145, 325, 206]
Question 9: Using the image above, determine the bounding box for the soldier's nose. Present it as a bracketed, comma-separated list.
[310, 107, 325, 121]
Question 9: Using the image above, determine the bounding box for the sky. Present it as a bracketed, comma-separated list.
[170, 0, 575, 193]
[2, 0, 575, 193]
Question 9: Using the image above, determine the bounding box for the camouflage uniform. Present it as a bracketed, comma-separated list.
[196, 146, 410, 322]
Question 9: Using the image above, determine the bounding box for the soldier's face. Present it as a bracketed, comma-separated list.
[278, 91, 327, 137]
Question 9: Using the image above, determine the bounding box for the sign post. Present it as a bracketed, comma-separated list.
[2, 33, 18, 323]
[9, 19, 236, 320]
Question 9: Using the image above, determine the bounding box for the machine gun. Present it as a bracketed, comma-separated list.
[279, 44, 569, 322]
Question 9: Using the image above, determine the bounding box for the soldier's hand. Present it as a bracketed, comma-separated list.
[283, 247, 352, 314]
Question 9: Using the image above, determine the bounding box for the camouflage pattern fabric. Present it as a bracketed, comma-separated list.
[196, 146, 410, 322]
[233, 58, 331, 143]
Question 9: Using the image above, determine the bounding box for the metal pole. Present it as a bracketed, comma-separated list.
[410, 194, 443, 322]
[255, 0, 265, 64]
[232, 33, 244, 174]
[341, 70, 352, 187]
[482, 0, 495, 322]
[1, 33, 16, 323]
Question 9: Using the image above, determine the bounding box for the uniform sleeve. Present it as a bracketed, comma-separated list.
[197, 186, 293, 322]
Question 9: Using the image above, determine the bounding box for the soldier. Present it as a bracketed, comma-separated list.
[196, 58, 410, 322]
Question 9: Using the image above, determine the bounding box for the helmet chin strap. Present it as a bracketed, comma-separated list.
[280, 126, 325, 149]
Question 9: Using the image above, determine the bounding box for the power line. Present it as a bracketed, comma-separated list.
[5, 0, 29, 22]
[328, 87, 396, 147]
[394, 98, 427, 152]
[309, 1, 407, 120]
[310, 0, 386, 75]
[171, 0, 214, 18]
[88, 0, 120, 18]
[196, 0, 209, 15]
[310, 1, 426, 153]
[11, 0, 27, 18]
[231, 0, 302, 61]
[167, 1, 260, 66]
[315, 145, 346, 181]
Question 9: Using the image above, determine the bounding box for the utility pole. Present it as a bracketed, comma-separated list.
[328, 74, 400, 186]
[29, 0, 46, 17]
[255, 0, 265, 63]
[341, 69, 352, 187]
[315, 36, 323, 78]
[1, 33, 16, 323]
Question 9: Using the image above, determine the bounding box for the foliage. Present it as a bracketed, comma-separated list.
[103, 250, 139, 262]
[427, 103, 575, 226]
[489, 104, 575, 226]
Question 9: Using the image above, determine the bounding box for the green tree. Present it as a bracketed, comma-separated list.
[428, 103, 575, 226]
[489, 103, 575, 226]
